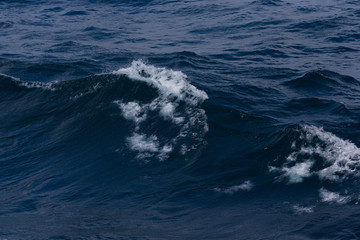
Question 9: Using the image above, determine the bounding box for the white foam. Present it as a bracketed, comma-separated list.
[71, 82, 102, 100]
[113, 61, 208, 161]
[304, 125, 360, 182]
[18, 80, 57, 91]
[158, 144, 173, 161]
[282, 161, 313, 183]
[113, 60, 208, 103]
[319, 188, 350, 204]
[158, 101, 184, 124]
[114, 101, 147, 125]
[214, 180, 253, 195]
[274, 125, 360, 184]
[126, 133, 174, 161]
[126, 133, 159, 153]
[293, 205, 314, 214]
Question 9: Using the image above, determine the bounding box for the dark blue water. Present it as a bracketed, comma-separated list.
[1, 0, 360, 239]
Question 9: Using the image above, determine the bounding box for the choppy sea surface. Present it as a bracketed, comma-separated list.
[1, 0, 360, 239]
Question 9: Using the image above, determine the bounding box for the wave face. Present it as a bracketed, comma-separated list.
[0, 61, 208, 163]
[2, 0, 360, 239]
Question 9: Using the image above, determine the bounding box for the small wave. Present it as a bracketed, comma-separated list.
[0, 21, 13, 29]
[283, 70, 359, 91]
[41, 7, 63, 13]
[0, 73, 57, 91]
[271, 125, 360, 184]
[288, 18, 342, 32]
[251, 0, 283, 6]
[113, 60, 208, 160]
[327, 33, 360, 43]
[279, 98, 353, 121]
[62, 10, 88, 16]
[283, 71, 338, 90]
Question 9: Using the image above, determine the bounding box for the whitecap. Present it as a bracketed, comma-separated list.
[304, 125, 360, 182]
[113, 60, 208, 103]
[273, 125, 360, 184]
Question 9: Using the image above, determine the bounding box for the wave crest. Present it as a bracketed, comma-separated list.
[113, 61, 208, 160]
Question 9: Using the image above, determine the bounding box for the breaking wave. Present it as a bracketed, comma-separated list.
[113, 60, 208, 160]
[271, 125, 360, 184]
[0, 61, 209, 162]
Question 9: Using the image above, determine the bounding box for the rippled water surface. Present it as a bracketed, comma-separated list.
[1, 0, 360, 239]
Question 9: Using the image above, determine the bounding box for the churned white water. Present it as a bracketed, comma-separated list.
[273, 125, 360, 184]
[113, 61, 208, 160]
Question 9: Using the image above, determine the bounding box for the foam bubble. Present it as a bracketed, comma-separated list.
[319, 188, 350, 204]
[114, 101, 147, 125]
[71, 82, 102, 100]
[126, 133, 159, 153]
[293, 205, 314, 214]
[126, 133, 174, 161]
[158, 101, 184, 124]
[18, 80, 57, 91]
[158, 144, 173, 161]
[214, 180, 253, 195]
[282, 161, 313, 183]
[113, 61, 208, 161]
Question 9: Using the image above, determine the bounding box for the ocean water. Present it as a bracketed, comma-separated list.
[1, 0, 360, 239]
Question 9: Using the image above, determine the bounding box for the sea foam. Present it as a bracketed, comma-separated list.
[319, 188, 350, 204]
[292, 205, 314, 214]
[214, 180, 253, 194]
